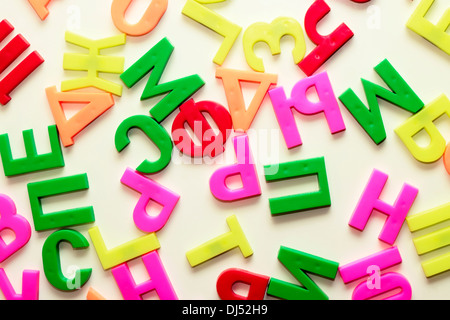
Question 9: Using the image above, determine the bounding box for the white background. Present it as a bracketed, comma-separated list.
[0, 0, 449, 300]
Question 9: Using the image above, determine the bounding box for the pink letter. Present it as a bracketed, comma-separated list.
[111, 250, 177, 300]
[0, 269, 39, 300]
[209, 134, 261, 201]
[352, 272, 412, 300]
[269, 72, 345, 149]
[0, 194, 32, 263]
[121, 167, 180, 233]
[349, 169, 418, 245]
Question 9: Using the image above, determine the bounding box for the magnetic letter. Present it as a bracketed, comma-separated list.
[121, 167, 180, 232]
[217, 268, 270, 300]
[339, 59, 424, 144]
[186, 215, 253, 267]
[299, 0, 354, 76]
[0, 194, 32, 263]
[115, 115, 173, 174]
[0, 269, 39, 300]
[264, 157, 331, 215]
[349, 169, 418, 245]
[111, 0, 168, 36]
[62, 31, 126, 96]
[0, 125, 64, 176]
[216, 67, 278, 132]
[27, 0, 53, 20]
[209, 134, 261, 201]
[269, 72, 345, 149]
[395, 94, 450, 163]
[267, 246, 339, 300]
[27, 173, 95, 231]
[42, 229, 91, 291]
[120, 37, 205, 122]
[111, 250, 177, 300]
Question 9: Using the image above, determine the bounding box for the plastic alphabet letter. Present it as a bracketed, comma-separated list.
[407, 202, 450, 277]
[267, 246, 339, 300]
[406, 0, 449, 55]
[27, 0, 53, 20]
[269, 72, 345, 149]
[88, 226, 160, 270]
[171, 99, 232, 158]
[121, 167, 180, 233]
[395, 94, 450, 163]
[62, 31, 126, 96]
[209, 134, 261, 201]
[181, 0, 242, 65]
[444, 144, 450, 174]
[0, 20, 44, 106]
[339, 247, 411, 300]
[0, 125, 64, 176]
[0, 269, 39, 300]
[120, 37, 205, 122]
[243, 17, 306, 73]
[0, 194, 32, 263]
[45, 86, 115, 147]
[111, 0, 168, 36]
[339, 59, 424, 144]
[186, 215, 253, 267]
[86, 287, 106, 300]
[264, 157, 331, 215]
[42, 229, 91, 291]
[349, 169, 418, 245]
[299, 0, 354, 76]
[115, 115, 173, 174]
[352, 273, 412, 300]
[111, 250, 177, 300]
[216, 268, 270, 300]
[27, 173, 95, 231]
[216, 67, 278, 132]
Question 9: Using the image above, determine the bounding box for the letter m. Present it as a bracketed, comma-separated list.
[120, 37, 205, 123]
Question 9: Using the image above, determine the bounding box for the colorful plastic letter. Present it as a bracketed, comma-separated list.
[406, 0, 449, 55]
[121, 167, 180, 232]
[243, 17, 306, 73]
[216, 68, 278, 132]
[181, 0, 241, 65]
[45, 86, 115, 147]
[339, 246, 402, 284]
[171, 99, 232, 158]
[62, 31, 126, 96]
[339, 59, 424, 144]
[115, 115, 173, 174]
[269, 72, 345, 149]
[86, 287, 106, 300]
[209, 134, 261, 201]
[349, 169, 418, 245]
[27, 0, 53, 20]
[111, 250, 177, 300]
[216, 268, 270, 300]
[264, 157, 331, 215]
[27, 173, 95, 231]
[339, 247, 411, 300]
[352, 272, 412, 300]
[299, 0, 354, 76]
[0, 125, 64, 176]
[88, 226, 160, 270]
[42, 229, 91, 291]
[267, 246, 339, 300]
[0, 20, 44, 105]
[111, 0, 168, 36]
[0, 269, 39, 300]
[407, 202, 450, 277]
[186, 215, 253, 267]
[0, 194, 31, 263]
[395, 94, 450, 163]
[120, 37, 205, 122]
